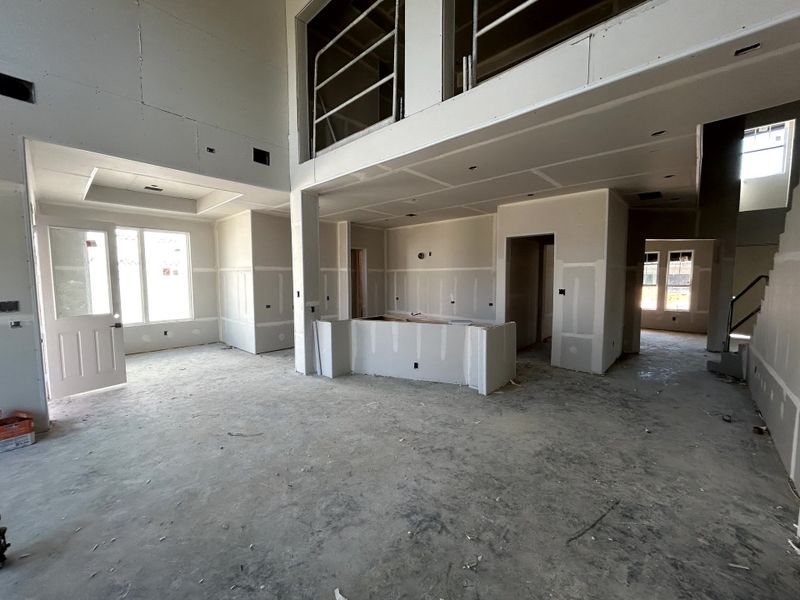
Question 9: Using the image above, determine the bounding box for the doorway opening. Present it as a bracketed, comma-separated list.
[506, 234, 555, 363]
[351, 248, 367, 318]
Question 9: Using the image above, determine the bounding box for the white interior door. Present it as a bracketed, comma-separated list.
[36, 217, 126, 398]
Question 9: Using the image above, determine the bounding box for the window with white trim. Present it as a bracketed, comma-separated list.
[115, 228, 193, 324]
[665, 251, 693, 311]
[741, 121, 790, 179]
[641, 251, 659, 311]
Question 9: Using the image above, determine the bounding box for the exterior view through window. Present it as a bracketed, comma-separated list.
[665, 250, 693, 311]
[741, 121, 790, 179]
[641, 251, 658, 310]
[115, 228, 192, 324]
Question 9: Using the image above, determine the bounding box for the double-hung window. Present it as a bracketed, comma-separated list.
[741, 122, 789, 179]
[665, 251, 693, 311]
[115, 228, 193, 324]
[641, 252, 659, 310]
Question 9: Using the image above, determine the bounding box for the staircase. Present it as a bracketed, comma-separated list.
[706, 274, 768, 379]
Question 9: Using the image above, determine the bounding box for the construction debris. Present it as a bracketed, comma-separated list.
[753, 425, 768, 435]
[566, 499, 621, 545]
[722, 414, 732, 423]
[727, 563, 751, 570]
[788, 539, 800, 556]
[334, 588, 349, 600]
[462, 555, 482, 571]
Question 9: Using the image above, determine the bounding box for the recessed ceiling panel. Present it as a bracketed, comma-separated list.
[320, 170, 447, 205]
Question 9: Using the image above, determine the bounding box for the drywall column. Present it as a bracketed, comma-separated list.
[697, 117, 745, 352]
[0, 181, 48, 431]
[290, 189, 320, 374]
[623, 217, 646, 353]
[337, 222, 351, 320]
[404, 0, 445, 116]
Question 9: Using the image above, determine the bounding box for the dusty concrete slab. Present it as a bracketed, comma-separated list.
[0, 331, 798, 599]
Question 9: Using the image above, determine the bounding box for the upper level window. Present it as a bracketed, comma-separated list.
[641, 251, 658, 311]
[665, 251, 693, 311]
[305, 0, 404, 158]
[741, 122, 789, 179]
[116, 228, 193, 324]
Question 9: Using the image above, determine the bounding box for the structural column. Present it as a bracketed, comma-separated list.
[290, 189, 320, 374]
[697, 117, 745, 352]
[404, 0, 447, 116]
[336, 221, 351, 320]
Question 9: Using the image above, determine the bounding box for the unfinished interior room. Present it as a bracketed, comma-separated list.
[2, 1, 800, 598]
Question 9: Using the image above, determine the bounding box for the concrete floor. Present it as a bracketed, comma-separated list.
[1, 330, 799, 599]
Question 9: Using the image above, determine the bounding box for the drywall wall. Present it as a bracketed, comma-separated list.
[351, 225, 386, 317]
[497, 189, 623, 374]
[339, 319, 515, 394]
[641, 239, 714, 334]
[315, 319, 351, 378]
[602, 191, 628, 371]
[319, 221, 340, 320]
[217, 211, 256, 353]
[385, 215, 495, 322]
[732, 245, 777, 336]
[252, 212, 295, 353]
[0, 0, 289, 191]
[0, 182, 47, 430]
[39, 202, 219, 354]
[748, 185, 800, 484]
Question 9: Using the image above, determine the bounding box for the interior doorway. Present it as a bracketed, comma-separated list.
[351, 248, 367, 319]
[506, 234, 555, 361]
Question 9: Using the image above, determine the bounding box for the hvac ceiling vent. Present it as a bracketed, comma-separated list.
[0, 72, 35, 104]
[637, 191, 663, 202]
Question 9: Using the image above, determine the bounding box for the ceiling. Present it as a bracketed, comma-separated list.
[303, 16, 800, 228]
[27, 140, 289, 220]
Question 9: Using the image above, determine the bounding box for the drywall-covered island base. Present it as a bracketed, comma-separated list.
[315, 318, 516, 396]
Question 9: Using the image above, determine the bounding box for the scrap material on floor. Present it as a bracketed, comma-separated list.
[0, 331, 798, 599]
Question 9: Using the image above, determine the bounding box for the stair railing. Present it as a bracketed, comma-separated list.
[724, 274, 769, 351]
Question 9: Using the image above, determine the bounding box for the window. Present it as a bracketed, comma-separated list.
[741, 121, 789, 179]
[641, 252, 659, 310]
[50, 228, 111, 318]
[115, 228, 192, 324]
[665, 251, 693, 311]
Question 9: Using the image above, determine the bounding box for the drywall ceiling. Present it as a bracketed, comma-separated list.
[27, 140, 290, 220]
[299, 17, 800, 228]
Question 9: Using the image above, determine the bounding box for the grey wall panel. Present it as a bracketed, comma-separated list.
[386, 216, 495, 270]
[561, 266, 596, 336]
[255, 322, 293, 354]
[123, 320, 218, 355]
[252, 213, 292, 267]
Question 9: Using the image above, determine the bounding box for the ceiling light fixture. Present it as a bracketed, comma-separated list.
[144, 185, 164, 192]
[734, 42, 761, 57]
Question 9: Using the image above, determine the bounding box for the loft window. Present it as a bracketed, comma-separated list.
[115, 228, 193, 324]
[641, 251, 659, 311]
[741, 121, 790, 179]
[305, 0, 404, 157]
[665, 251, 693, 312]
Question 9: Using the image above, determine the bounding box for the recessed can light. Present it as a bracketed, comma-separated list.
[405, 213, 417, 217]
[651, 130, 666, 137]
[144, 185, 164, 192]
[664, 174, 675, 179]
[468, 165, 478, 171]
[527, 193, 535, 197]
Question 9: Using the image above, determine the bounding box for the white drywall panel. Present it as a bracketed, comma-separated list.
[336, 222, 351, 320]
[480, 323, 517, 395]
[252, 212, 293, 267]
[139, 2, 288, 147]
[404, 0, 444, 116]
[0, 182, 48, 430]
[749, 185, 800, 482]
[124, 320, 219, 355]
[0, 0, 142, 101]
[316, 320, 352, 378]
[387, 270, 495, 322]
[497, 190, 610, 374]
[602, 191, 628, 371]
[217, 212, 254, 269]
[589, 0, 800, 83]
[351, 320, 470, 385]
